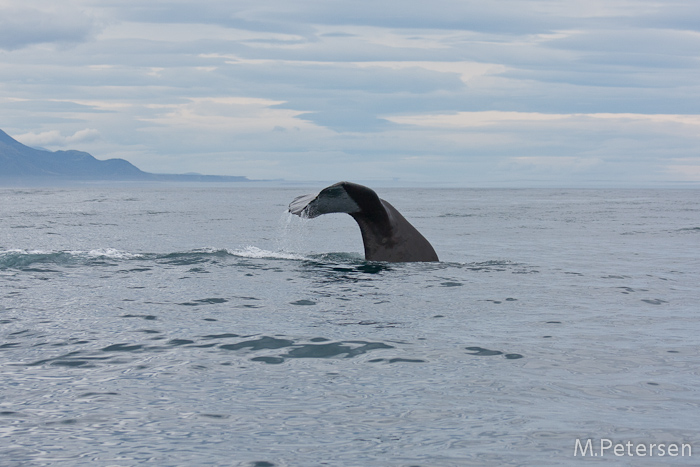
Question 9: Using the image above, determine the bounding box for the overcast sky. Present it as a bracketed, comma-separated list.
[2, 0, 699, 185]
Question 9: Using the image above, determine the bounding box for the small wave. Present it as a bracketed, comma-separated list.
[0, 246, 442, 270]
[81, 248, 143, 260]
[307, 252, 365, 263]
[165, 246, 307, 261]
[0, 249, 59, 270]
[226, 246, 307, 261]
[0, 248, 142, 270]
[0, 247, 309, 270]
[438, 213, 476, 218]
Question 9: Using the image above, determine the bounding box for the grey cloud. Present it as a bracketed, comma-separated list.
[95, 0, 316, 37]
[295, 110, 394, 133]
[290, 0, 567, 34]
[225, 62, 464, 94]
[94, 0, 564, 35]
[630, 1, 700, 32]
[0, 7, 98, 50]
[318, 32, 357, 38]
[208, 61, 465, 131]
[545, 28, 700, 57]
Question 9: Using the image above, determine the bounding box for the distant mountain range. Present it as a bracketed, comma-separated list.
[0, 129, 248, 183]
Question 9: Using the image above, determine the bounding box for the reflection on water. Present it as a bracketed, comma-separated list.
[17, 334, 409, 368]
[465, 346, 524, 359]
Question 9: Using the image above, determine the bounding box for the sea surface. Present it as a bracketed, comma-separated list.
[1, 185, 699, 466]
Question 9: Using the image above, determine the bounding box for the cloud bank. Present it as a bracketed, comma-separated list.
[1, 0, 698, 185]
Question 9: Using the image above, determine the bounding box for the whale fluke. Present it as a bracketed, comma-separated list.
[289, 181, 439, 263]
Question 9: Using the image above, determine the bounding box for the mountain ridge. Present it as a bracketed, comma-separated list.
[0, 129, 248, 183]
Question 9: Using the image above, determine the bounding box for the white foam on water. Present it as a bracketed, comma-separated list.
[226, 245, 307, 261]
[83, 248, 144, 259]
[0, 249, 53, 256]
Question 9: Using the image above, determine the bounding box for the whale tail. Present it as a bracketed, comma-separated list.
[288, 181, 372, 218]
[288, 193, 323, 217]
[288, 182, 439, 263]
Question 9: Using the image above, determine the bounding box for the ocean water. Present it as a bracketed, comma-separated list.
[1, 185, 698, 466]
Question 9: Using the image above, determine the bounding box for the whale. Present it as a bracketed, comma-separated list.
[289, 181, 439, 262]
